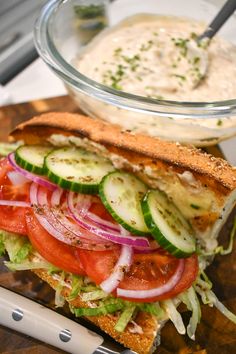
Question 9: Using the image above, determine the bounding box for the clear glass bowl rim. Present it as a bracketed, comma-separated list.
[34, 0, 236, 119]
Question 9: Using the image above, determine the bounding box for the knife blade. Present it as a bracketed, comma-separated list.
[0, 286, 136, 354]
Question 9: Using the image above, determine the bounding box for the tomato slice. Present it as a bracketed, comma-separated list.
[25, 209, 85, 275]
[76, 248, 198, 302]
[0, 158, 29, 235]
[89, 196, 116, 223]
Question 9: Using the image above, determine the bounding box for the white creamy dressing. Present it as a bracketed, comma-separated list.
[48, 133, 230, 253]
[76, 14, 236, 101]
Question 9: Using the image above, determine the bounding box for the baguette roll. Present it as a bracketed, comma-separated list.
[11, 112, 236, 252]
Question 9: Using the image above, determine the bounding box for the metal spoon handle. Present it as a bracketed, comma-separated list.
[198, 0, 236, 41]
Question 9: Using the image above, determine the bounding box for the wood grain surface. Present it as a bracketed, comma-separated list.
[0, 95, 235, 354]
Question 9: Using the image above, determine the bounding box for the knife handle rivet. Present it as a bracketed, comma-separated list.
[12, 309, 23, 321]
[59, 329, 72, 342]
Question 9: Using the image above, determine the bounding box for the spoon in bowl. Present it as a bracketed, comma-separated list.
[176, 0, 236, 88]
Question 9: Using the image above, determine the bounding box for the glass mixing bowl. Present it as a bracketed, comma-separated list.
[34, 0, 236, 146]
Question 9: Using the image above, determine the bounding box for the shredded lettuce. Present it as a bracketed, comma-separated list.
[115, 306, 136, 332]
[81, 284, 99, 292]
[198, 216, 236, 257]
[71, 298, 125, 317]
[0, 229, 56, 271]
[81, 289, 108, 301]
[0, 237, 5, 256]
[179, 287, 201, 340]
[194, 272, 213, 305]
[1, 226, 236, 336]
[194, 273, 236, 324]
[161, 299, 186, 335]
[47, 265, 61, 274]
[207, 291, 236, 324]
[55, 271, 66, 307]
[5, 259, 53, 271]
[0, 230, 32, 263]
[138, 302, 165, 318]
[67, 275, 83, 301]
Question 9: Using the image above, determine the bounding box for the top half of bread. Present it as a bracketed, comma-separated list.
[10, 112, 236, 250]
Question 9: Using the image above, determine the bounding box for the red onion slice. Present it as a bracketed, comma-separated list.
[75, 193, 120, 232]
[38, 186, 112, 245]
[116, 259, 185, 299]
[100, 245, 133, 293]
[51, 188, 63, 206]
[49, 194, 110, 244]
[30, 183, 115, 251]
[67, 191, 150, 249]
[86, 210, 120, 232]
[7, 171, 30, 185]
[30, 183, 70, 243]
[75, 194, 91, 217]
[8, 153, 56, 191]
[0, 200, 31, 207]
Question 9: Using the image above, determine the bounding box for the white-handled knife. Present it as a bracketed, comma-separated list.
[0, 286, 135, 354]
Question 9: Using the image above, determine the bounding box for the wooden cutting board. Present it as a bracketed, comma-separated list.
[0, 95, 235, 354]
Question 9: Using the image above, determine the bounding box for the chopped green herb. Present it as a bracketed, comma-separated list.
[172, 37, 190, 57]
[121, 54, 140, 71]
[190, 204, 200, 210]
[114, 47, 122, 57]
[111, 81, 122, 90]
[190, 32, 198, 40]
[217, 119, 223, 126]
[193, 56, 200, 65]
[173, 74, 186, 81]
[140, 40, 154, 51]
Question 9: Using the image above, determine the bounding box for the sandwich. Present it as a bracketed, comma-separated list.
[0, 111, 236, 354]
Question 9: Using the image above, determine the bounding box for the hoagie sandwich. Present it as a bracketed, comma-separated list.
[0, 112, 236, 354]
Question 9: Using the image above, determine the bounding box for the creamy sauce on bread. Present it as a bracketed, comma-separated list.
[48, 133, 228, 252]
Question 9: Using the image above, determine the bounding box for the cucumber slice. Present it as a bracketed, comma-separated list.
[99, 171, 150, 235]
[142, 190, 196, 258]
[45, 147, 115, 194]
[15, 145, 53, 175]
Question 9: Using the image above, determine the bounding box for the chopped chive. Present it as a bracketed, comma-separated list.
[190, 204, 200, 210]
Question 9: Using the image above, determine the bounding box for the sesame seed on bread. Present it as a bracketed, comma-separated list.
[10, 111, 236, 191]
[10, 112, 236, 241]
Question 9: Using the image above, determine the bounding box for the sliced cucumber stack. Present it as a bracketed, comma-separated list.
[99, 171, 150, 235]
[15, 145, 53, 175]
[142, 189, 196, 258]
[45, 147, 115, 194]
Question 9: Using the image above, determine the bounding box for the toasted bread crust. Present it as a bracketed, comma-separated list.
[33, 269, 159, 354]
[10, 112, 236, 192]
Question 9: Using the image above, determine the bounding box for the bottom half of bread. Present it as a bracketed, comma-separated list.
[33, 269, 162, 354]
